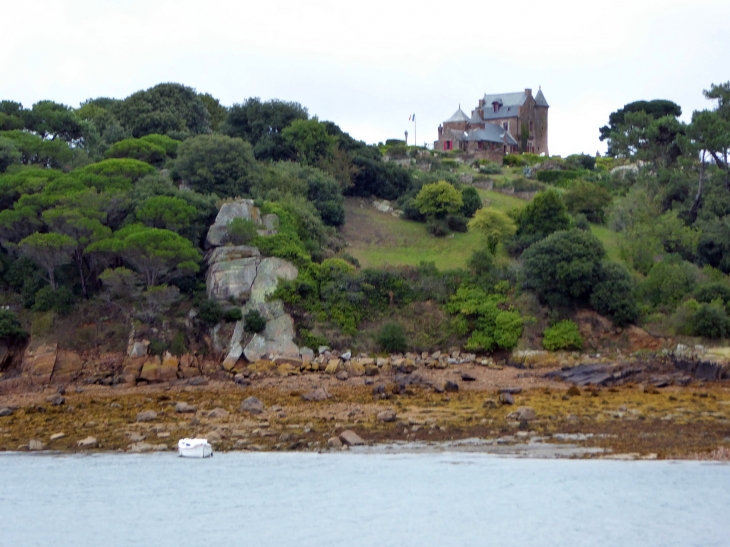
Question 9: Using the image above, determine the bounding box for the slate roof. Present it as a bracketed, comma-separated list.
[483, 91, 528, 108]
[463, 124, 518, 146]
[535, 88, 549, 107]
[444, 107, 471, 123]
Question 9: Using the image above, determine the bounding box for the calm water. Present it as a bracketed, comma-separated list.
[1, 452, 728, 547]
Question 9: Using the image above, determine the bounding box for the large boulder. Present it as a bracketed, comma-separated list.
[22, 344, 57, 386]
[206, 246, 261, 301]
[248, 257, 298, 304]
[206, 200, 262, 247]
[51, 350, 84, 385]
[243, 315, 299, 362]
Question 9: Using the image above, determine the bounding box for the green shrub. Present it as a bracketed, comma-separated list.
[691, 302, 729, 339]
[639, 260, 696, 308]
[139, 134, 181, 157]
[244, 310, 266, 333]
[228, 218, 259, 245]
[514, 190, 571, 244]
[478, 162, 502, 174]
[460, 186, 482, 218]
[590, 262, 639, 326]
[197, 298, 223, 326]
[32, 286, 74, 315]
[427, 219, 450, 237]
[441, 158, 458, 168]
[170, 332, 187, 356]
[536, 170, 582, 186]
[223, 308, 243, 322]
[0, 309, 27, 341]
[148, 339, 167, 356]
[694, 283, 730, 307]
[104, 138, 167, 165]
[502, 154, 526, 167]
[564, 182, 612, 223]
[542, 320, 583, 351]
[446, 214, 468, 233]
[377, 322, 407, 353]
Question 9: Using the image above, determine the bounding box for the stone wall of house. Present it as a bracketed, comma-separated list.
[534, 106, 549, 155]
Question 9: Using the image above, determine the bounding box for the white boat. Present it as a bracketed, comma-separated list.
[178, 438, 213, 458]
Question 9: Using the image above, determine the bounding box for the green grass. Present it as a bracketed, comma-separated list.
[590, 224, 621, 262]
[476, 189, 526, 212]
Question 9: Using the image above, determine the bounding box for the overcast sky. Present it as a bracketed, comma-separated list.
[2, 0, 729, 156]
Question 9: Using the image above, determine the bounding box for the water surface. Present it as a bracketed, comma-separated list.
[1, 452, 728, 547]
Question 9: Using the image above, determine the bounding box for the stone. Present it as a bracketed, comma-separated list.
[510, 407, 537, 421]
[51, 350, 85, 385]
[77, 436, 97, 448]
[139, 356, 162, 383]
[262, 214, 279, 231]
[126, 432, 146, 442]
[461, 372, 476, 382]
[46, 394, 65, 406]
[22, 344, 57, 386]
[208, 407, 230, 419]
[377, 410, 397, 422]
[364, 365, 379, 377]
[160, 352, 179, 382]
[444, 381, 459, 393]
[249, 257, 299, 305]
[29, 439, 44, 451]
[300, 347, 315, 364]
[127, 341, 149, 358]
[302, 387, 330, 401]
[240, 396, 265, 414]
[499, 392, 514, 405]
[335, 370, 349, 381]
[327, 436, 343, 449]
[244, 314, 299, 363]
[120, 356, 145, 384]
[49, 433, 65, 441]
[175, 401, 197, 413]
[0, 407, 13, 417]
[136, 410, 158, 422]
[188, 376, 209, 386]
[341, 350, 352, 361]
[207, 254, 260, 301]
[500, 387, 523, 395]
[339, 430, 365, 446]
[206, 200, 262, 246]
[325, 359, 341, 374]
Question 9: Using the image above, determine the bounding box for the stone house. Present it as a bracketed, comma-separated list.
[435, 88, 549, 162]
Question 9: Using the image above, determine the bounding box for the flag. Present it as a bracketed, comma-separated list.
[409, 114, 415, 121]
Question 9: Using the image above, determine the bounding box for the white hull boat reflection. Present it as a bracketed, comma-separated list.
[178, 438, 213, 458]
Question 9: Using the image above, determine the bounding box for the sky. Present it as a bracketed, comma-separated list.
[2, 0, 729, 156]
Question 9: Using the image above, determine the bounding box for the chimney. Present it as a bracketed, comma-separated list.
[478, 99, 485, 108]
[525, 88, 532, 97]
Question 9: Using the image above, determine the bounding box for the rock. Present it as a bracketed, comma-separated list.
[500, 387, 523, 395]
[240, 396, 264, 414]
[120, 356, 145, 384]
[128, 442, 167, 453]
[0, 407, 13, 417]
[139, 356, 162, 382]
[432, 382, 445, 394]
[136, 410, 158, 422]
[49, 433, 65, 441]
[510, 407, 537, 421]
[339, 430, 365, 446]
[302, 387, 330, 401]
[341, 350, 352, 361]
[46, 394, 65, 406]
[243, 314, 299, 363]
[300, 347, 314, 364]
[175, 401, 197, 413]
[126, 432, 146, 442]
[262, 214, 279, 231]
[29, 439, 44, 451]
[567, 386, 581, 397]
[51, 350, 85, 385]
[377, 410, 397, 422]
[327, 436, 343, 449]
[325, 359, 341, 374]
[499, 392, 514, 405]
[364, 365, 379, 377]
[127, 340, 149, 358]
[335, 370, 349, 381]
[207, 252, 260, 301]
[444, 381, 459, 393]
[206, 199, 262, 247]
[77, 436, 97, 448]
[461, 372, 476, 382]
[22, 343, 57, 386]
[188, 376, 209, 386]
[160, 352, 179, 382]
[208, 407, 230, 419]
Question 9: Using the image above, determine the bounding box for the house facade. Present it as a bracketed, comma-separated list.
[434, 88, 549, 162]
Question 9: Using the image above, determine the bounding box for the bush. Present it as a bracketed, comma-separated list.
[427, 219, 450, 237]
[590, 262, 639, 326]
[502, 154, 526, 167]
[542, 320, 583, 351]
[223, 308, 243, 322]
[377, 322, 407, 353]
[478, 162, 502, 174]
[104, 138, 167, 165]
[515, 190, 571, 242]
[536, 170, 582, 186]
[0, 309, 27, 341]
[694, 283, 730, 307]
[170, 332, 187, 356]
[564, 182, 612, 223]
[244, 310, 266, 333]
[639, 260, 696, 308]
[460, 186, 482, 218]
[446, 214, 468, 233]
[197, 299, 223, 326]
[32, 286, 74, 315]
[228, 218, 259, 245]
[691, 303, 729, 339]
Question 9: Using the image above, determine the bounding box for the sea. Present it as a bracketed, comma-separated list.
[0, 451, 728, 547]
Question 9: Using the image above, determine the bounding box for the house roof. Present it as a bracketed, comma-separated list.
[535, 88, 549, 107]
[479, 104, 520, 120]
[464, 123, 518, 146]
[483, 91, 528, 108]
[444, 107, 471, 123]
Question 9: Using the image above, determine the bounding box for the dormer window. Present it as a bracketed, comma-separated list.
[502, 122, 508, 131]
[492, 102, 499, 113]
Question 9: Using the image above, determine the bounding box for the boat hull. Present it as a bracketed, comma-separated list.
[177, 439, 213, 458]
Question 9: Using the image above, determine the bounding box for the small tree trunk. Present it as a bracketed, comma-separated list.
[689, 150, 706, 223]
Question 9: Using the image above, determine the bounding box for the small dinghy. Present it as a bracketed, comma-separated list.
[178, 438, 213, 458]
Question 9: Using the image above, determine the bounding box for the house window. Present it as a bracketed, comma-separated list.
[502, 122, 508, 131]
[444, 141, 452, 151]
[529, 121, 534, 133]
[493, 102, 499, 112]
[503, 145, 507, 154]
[477, 141, 484, 150]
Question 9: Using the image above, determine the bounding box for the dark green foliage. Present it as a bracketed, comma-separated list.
[564, 182, 613, 223]
[522, 229, 605, 308]
[0, 137, 21, 172]
[600, 100, 682, 143]
[427, 219, 449, 237]
[347, 156, 412, 200]
[446, 215, 468, 233]
[536, 170, 581, 186]
[542, 320, 583, 351]
[228, 218, 259, 245]
[691, 302, 729, 338]
[170, 332, 188, 356]
[0, 130, 73, 168]
[573, 213, 590, 230]
[565, 154, 596, 170]
[104, 138, 167, 165]
[197, 298, 223, 326]
[223, 308, 243, 322]
[460, 186, 482, 218]
[139, 134, 181, 157]
[32, 286, 75, 315]
[306, 169, 345, 226]
[243, 310, 266, 333]
[74, 158, 155, 184]
[467, 249, 495, 288]
[147, 339, 167, 357]
[377, 322, 407, 353]
[113, 83, 211, 139]
[511, 190, 571, 253]
[0, 309, 27, 341]
[224, 98, 308, 161]
[172, 134, 260, 197]
[694, 283, 730, 306]
[696, 217, 730, 273]
[590, 262, 639, 326]
[639, 259, 696, 308]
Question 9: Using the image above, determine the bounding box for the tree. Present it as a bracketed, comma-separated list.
[135, 196, 197, 232]
[23, 101, 85, 143]
[18, 232, 76, 289]
[564, 182, 613, 223]
[305, 168, 345, 226]
[198, 93, 228, 131]
[223, 97, 308, 161]
[468, 208, 517, 254]
[600, 99, 682, 153]
[522, 228, 606, 308]
[414, 181, 463, 218]
[347, 156, 411, 200]
[589, 262, 639, 326]
[460, 186, 482, 218]
[0, 130, 73, 168]
[172, 134, 260, 197]
[281, 118, 337, 166]
[0, 137, 21, 172]
[104, 138, 167, 165]
[87, 224, 201, 287]
[514, 190, 571, 248]
[112, 83, 211, 139]
[608, 111, 684, 167]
